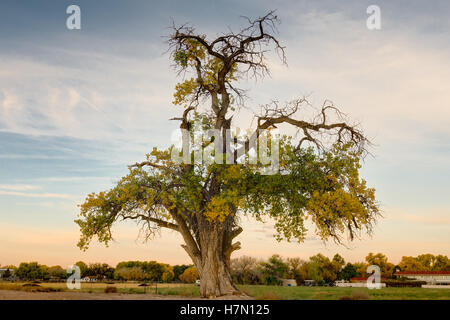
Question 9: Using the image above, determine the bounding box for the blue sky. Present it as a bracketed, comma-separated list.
[0, 0, 449, 267]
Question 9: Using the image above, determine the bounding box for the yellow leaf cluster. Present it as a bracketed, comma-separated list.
[173, 78, 199, 105]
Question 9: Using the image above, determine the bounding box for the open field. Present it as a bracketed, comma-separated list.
[238, 285, 450, 300]
[1, 281, 449, 300]
[0, 281, 199, 296]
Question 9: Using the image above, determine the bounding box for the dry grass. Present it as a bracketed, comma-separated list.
[0, 283, 61, 293]
[339, 291, 370, 300]
[0, 281, 188, 293]
[1, 281, 449, 300]
[254, 292, 284, 300]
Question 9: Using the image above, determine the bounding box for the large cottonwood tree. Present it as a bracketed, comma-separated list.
[76, 11, 379, 298]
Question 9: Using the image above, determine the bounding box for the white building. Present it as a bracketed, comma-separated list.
[0, 268, 15, 280]
[394, 271, 450, 284]
[334, 279, 386, 288]
[280, 279, 297, 287]
[81, 276, 98, 282]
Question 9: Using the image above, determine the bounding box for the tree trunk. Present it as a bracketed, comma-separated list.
[175, 207, 242, 298]
[197, 234, 239, 298]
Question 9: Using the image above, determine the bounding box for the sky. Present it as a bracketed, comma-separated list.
[0, 0, 449, 268]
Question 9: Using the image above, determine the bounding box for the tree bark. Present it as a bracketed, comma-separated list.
[196, 229, 239, 298]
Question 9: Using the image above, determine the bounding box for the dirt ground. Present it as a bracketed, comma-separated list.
[0, 289, 199, 300]
[0, 289, 252, 300]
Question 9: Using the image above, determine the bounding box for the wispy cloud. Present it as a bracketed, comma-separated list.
[0, 190, 71, 199]
[0, 48, 178, 144]
[0, 184, 74, 199]
[0, 184, 40, 191]
[35, 176, 113, 183]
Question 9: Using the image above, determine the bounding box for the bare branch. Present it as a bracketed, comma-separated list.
[122, 214, 180, 232]
[256, 98, 370, 153]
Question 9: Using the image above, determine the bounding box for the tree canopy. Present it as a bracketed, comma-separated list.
[75, 11, 380, 297]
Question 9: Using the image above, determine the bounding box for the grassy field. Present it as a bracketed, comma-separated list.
[1, 281, 449, 299]
[238, 285, 450, 300]
[0, 281, 196, 295]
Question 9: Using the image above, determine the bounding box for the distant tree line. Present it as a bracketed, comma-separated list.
[0, 260, 196, 283]
[2, 253, 448, 284]
[230, 253, 450, 286]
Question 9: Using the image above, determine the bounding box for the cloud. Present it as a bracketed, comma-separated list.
[35, 176, 113, 183]
[0, 184, 73, 199]
[0, 190, 72, 199]
[259, 13, 450, 138]
[0, 154, 69, 159]
[0, 184, 40, 191]
[0, 46, 179, 146]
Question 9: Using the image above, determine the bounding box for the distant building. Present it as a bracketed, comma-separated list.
[394, 271, 450, 284]
[304, 280, 316, 286]
[335, 278, 386, 288]
[0, 268, 15, 280]
[280, 279, 297, 287]
[350, 276, 370, 283]
[81, 276, 98, 282]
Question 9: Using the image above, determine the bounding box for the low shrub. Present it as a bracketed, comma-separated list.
[138, 283, 149, 287]
[104, 286, 118, 293]
[385, 280, 426, 287]
[0, 283, 58, 292]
